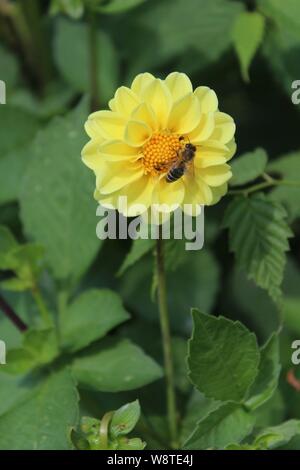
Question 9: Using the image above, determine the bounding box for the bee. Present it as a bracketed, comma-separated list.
[165, 142, 196, 183]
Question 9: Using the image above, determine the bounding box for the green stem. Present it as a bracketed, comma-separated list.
[31, 286, 53, 328]
[99, 411, 113, 450]
[228, 176, 300, 197]
[88, 12, 100, 111]
[156, 234, 178, 449]
[20, 0, 53, 91]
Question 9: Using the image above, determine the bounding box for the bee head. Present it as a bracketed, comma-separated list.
[186, 143, 196, 152]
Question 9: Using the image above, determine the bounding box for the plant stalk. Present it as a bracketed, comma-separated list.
[156, 234, 178, 448]
[88, 12, 100, 111]
[31, 286, 52, 328]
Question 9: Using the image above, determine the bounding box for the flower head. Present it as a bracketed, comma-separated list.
[82, 72, 236, 217]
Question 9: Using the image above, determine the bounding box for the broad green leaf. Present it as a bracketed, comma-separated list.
[120, 248, 220, 334]
[230, 148, 268, 186]
[232, 11, 265, 82]
[0, 106, 39, 158]
[20, 100, 101, 283]
[4, 328, 59, 374]
[10, 84, 75, 119]
[254, 420, 300, 449]
[0, 373, 35, 417]
[0, 106, 39, 205]
[183, 402, 255, 450]
[261, 0, 300, 95]
[110, 400, 141, 438]
[188, 310, 260, 402]
[260, 0, 300, 36]
[180, 390, 221, 444]
[72, 338, 163, 392]
[50, 0, 84, 18]
[126, 0, 243, 76]
[268, 152, 300, 222]
[93, 0, 146, 14]
[223, 193, 293, 302]
[54, 18, 119, 103]
[117, 239, 155, 277]
[0, 369, 79, 449]
[246, 333, 281, 410]
[60, 289, 129, 352]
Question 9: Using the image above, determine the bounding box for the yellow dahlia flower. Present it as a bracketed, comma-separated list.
[82, 72, 236, 217]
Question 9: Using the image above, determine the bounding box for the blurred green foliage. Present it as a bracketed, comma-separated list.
[0, 0, 300, 451]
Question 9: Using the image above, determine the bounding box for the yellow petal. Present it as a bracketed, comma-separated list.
[97, 161, 144, 194]
[124, 120, 152, 147]
[113, 86, 140, 117]
[192, 176, 213, 205]
[225, 139, 237, 161]
[131, 102, 158, 131]
[168, 93, 200, 135]
[209, 183, 228, 205]
[82, 139, 106, 171]
[165, 72, 193, 101]
[199, 164, 232, 187]
[86, 110, 126, 140]
[152, 177, 185, 212]
[194, 86, 218, 113]
[99, 140, 140, 162]
[210, 112, 236, 144]
[119, 176, 154, 216]
[182, 178, 205, 215]
[131, 72, 156, 96]
[188, 112, 215, 143]
[141, 79, 172, 129]
[194, 140, 229, 167]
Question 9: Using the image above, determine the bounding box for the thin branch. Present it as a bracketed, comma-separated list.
[0, 293, 28, 331]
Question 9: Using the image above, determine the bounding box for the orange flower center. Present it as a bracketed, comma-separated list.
[142, 132, 183, 176]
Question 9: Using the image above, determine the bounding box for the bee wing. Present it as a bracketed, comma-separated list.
[184, 160, 195, 179]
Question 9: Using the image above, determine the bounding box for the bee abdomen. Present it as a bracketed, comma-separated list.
[166, 166, 185, 183]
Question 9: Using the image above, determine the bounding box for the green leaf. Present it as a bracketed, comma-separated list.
[0, 369, 79, 449]
[188, 310, 260, 402]
[50, 0, 84, 19]
[20, 100, 101, 284]
[0, 106, 39, 158]
[93, 0, 146, 14]
[261, 0, 300, 95]
[117, 239, 155, 277]
[246, 333, 281, 410]
[223, 193, 293, 302]
[110, 400, 141, 438]
[60, 289, 129, 352]
[4, 328, 59, 374]
[254, 420, 300, 449]
[180, 390, 221, 444]
[54, 18, 119, 103]
[72, 338, 163, 392]
[268, 152, 300, 222]
[126, 0, 243, 76]
[0, 106, 39, 205]
[232, 11, 265, 82]
[183, 402, 255, 450]
[0, 373, 35, 417]
[230, 148, 268, 186]
[0, 225, 17, 259]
